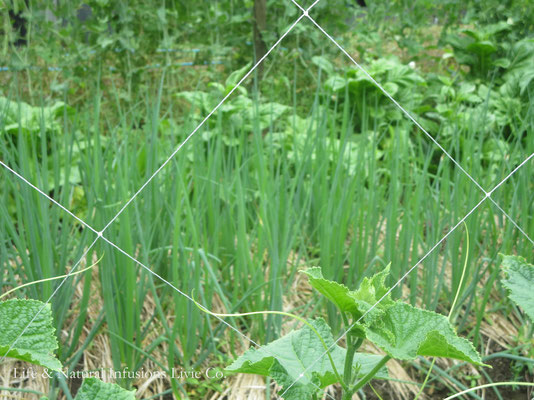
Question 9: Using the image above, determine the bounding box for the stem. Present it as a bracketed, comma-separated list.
[353, 337, 363, 352]
[347, 355, 391, 396]
[343, 336, 363, 386]
[343, 333, 355, 385]
[369, 382, 385, 400]
[414, 358, 436, 400]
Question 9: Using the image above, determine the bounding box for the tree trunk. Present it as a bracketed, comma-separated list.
[253, 0, 267, 79]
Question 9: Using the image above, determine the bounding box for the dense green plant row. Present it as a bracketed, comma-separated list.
[1, 0, 533, 398]
[1, 64, 532, 397]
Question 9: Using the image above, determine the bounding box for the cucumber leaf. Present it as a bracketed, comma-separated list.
[366, 302, 486, 366]
[302, 266, 393, 325]
[501, 254, 534, 322]
[301, 268, 359, 314]
[349, 265, 393, 320]
[74, 378, 136, 400]
[0, 299, 62, 371]
[226, 318, 388, 400]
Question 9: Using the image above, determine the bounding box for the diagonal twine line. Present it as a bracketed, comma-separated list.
[278, 150, 532, 398]
[489, 196, 534, 246]
[483, 152, 534, 246]
[0, 3, 338, 396]
[97, 232, 337, 400]
[0, 160, 103, 365]
[0, 173, 334, 393]
[1, 0, 312, 353]
[279, 199, 484, 397]
[280, 2, 534, 396]
[0, 160, 99, 235]
[1, 2, 529, 397]
[291, 0, 487, 194]
[290, 0, 534, 249]
[99, 0, 321, 236]
[99, 235, 264, 345]
[0, 162, 335, 399]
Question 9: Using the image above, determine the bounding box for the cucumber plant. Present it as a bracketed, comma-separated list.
[224, 265, 486, 400]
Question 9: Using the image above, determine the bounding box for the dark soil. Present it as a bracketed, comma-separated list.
[358, 342, 533, 400]
[483, 351, 532, 400]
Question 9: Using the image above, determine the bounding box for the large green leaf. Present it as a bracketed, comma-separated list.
[227, 318, 388, 400]
[501, 255, 534, 322]
[74, 378, 136, 400]
[366, 302, 485, 366]
[0, 299, 62, 371]
[301, 268, 359, 314]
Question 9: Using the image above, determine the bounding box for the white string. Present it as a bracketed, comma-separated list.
[489, 199, 534, 246]
[291, 0, 487, 193]
[98, 234, 338, 399]
[0, 159, 336, 398]
[277, 1, 534, 396]
[0, 0, 315, 359]
[0, 160, 98, 235]
[99, 0, 322, 235]
[278, 153, 533, 398]
[290, 0, 534, 249]
[0, 0, 531, 397]
[0, 2, 339, 397]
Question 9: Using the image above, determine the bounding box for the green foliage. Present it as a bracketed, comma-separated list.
[444, 22, 511, 78]
[227, 318, 387, 399]
[304, 267, 484, 365]
[0, 96, 93, 186]
[0, 97, 73, 137]
[500, 38, 534, 97]
[302, 266, 393, 323]
[501, 255, 534, 322]
[325, 57, 426, 130]
[176, 63, 289, 145]
[227, 267, 484, 399]
[463, 0, 534, 37]
[2, 1, 534, 398]
[366, 302, 483, 363]
[0, 299, 136, 398]
[0, 299, 62, 371]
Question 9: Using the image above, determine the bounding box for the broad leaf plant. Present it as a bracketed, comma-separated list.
[226, 265, 486, 400]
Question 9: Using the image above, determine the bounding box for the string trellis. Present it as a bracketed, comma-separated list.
[0, 0, 532, 398]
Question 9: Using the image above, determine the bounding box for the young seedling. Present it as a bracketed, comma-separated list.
[216, 265, 486, 400]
